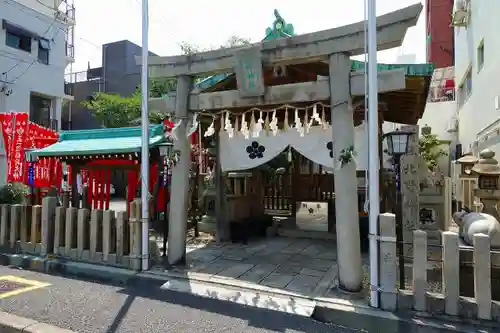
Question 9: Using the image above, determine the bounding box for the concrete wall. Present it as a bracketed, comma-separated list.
[418, 100, 457, 142]
[454, 0, 500, 155]
[0, 0, 70, 183]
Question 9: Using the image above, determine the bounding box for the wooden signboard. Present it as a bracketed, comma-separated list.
[233, 46, 265, 98]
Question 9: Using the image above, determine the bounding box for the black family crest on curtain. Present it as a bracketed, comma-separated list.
[326, 141, 333, 158]
[246, 141, 265, 159]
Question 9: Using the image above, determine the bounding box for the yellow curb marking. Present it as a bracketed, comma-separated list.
[0, 275, 51, 299]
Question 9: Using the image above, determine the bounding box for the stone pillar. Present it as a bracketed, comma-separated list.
[0, 205, 9, 246]
[129, 199, 142, 270]
[115, 211, 128, 264]
[65, 207, 77, 258]
[9, 205, 21, 249]
[20, 205, 31, 252]
[77, 208, 90, 260]
[379, 213, 397, 311]
[328, 53, 362, 292]
[412, 230, 427, 311]
[53, 207, 65, 255]
[168, 75, 192, 265]
[442, 231, 459, 315]
[400, 125, 419, 258]
[30, 205, 42, 253]
[473, 233, 491, 320]
[102, 210, 115, 263]
[89, 209, 103, 261]
[41, 197, 57, 256]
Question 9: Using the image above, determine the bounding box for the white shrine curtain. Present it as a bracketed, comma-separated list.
[219, 123, 369, 172]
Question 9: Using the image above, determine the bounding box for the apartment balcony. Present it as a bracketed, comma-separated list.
[54, 0, 76, 26]
[428, 85, 455, 103]
[427, 66, 455, 103]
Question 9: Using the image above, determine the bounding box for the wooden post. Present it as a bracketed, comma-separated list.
[70, 165, 80, 208]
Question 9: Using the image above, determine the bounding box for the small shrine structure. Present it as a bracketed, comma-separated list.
[27, 124, 172, 213]
[142, 3, 432, 292]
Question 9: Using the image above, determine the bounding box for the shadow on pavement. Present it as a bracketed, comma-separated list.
[115, 280, 344, 333]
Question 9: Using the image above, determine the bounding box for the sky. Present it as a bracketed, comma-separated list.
[71, 0, 427, 73]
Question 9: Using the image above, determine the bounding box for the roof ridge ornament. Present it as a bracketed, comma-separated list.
[264, 9, 295, 40]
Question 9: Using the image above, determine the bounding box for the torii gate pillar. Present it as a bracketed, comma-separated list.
[329, 53, 363, 292]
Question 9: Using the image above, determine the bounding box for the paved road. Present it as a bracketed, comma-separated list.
[0, 266, 358, 333]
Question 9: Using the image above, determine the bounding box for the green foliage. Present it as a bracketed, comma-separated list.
[0, 183, 28, 205]
[419, 132, 447, 170]
[83, 93, 141, 128]
[83, 78, 174, 128]
[149, 79, 176, 98]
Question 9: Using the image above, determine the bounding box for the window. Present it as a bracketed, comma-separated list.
[465, 68, 472, 96]
[30, 94, 52, 128]
[37, 39, 50, 65]
[457, 67, 473, 108]
[477, 40, 484, 71]
[5, 30, 31, 52]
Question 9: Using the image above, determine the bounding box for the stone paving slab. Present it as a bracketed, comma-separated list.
[239, 264, 278, 283]
[217, 263, 254, 279]
[274, 262, 304, 275]
[305, 259, 332, 272]
[261, 273, 295, 289]
[300, 267, 326, 278]
[286, 274, 322, 293]
[182, 237, 343, 297]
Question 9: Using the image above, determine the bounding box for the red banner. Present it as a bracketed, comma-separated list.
[0, 113, 60, 187]
[27, 123, 59, 188]
[5, 113, 29, 183]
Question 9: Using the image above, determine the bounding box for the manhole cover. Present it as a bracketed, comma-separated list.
[0, 280, 27, 293]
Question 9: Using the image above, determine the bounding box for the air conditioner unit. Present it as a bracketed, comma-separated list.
[451, 0, 470, 28]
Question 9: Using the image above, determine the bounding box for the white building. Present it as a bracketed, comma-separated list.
[452, 0, 500, 155]
[0, 0, 74, 181]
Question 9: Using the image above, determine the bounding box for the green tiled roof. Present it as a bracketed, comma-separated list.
[350, 61, 434, 77]
[29, 124, 167, 158]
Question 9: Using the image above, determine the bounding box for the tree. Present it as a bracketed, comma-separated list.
[83, 93, 141, 128]
[419, 125, 447, 170]
[84, 37, 251, 128]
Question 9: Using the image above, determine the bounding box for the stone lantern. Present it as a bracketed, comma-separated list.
[421, 124, 432, 135]
[471, 149, 500, 219]
[456, 153, 478, 176]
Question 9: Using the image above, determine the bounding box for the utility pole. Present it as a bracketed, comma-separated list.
[140, 0, 150, 270]
[367, 0, 380, 308]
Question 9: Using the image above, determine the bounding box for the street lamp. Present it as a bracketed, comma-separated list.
[382, 128, 413, 288]
[158, 143, 173, 257]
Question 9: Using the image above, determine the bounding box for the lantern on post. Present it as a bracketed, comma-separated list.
[456, 153, 478, 176]
[382, 128, 414, 289]
[157, 142, 173, 257]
